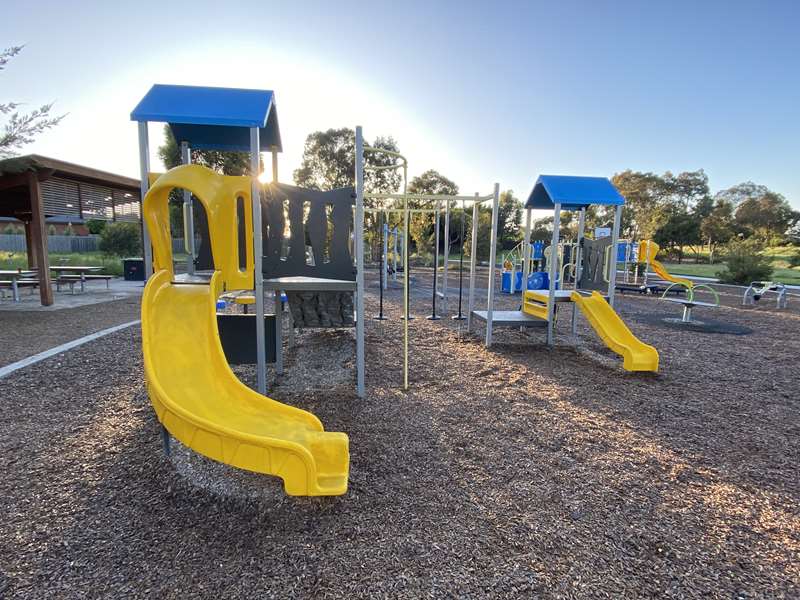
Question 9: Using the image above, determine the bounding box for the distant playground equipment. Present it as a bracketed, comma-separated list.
[132, 85, 350, 496]
[743, 281, 788, 309]
[473, 175, 659, 373]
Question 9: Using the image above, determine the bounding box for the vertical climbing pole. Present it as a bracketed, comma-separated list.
[250, 127, 267, 394]
[180, 141, 195, 276]
[452, 196, 467, 320]
[428, 203, 440, 320]
[546, 203, 562, 346]
[521, 206, 532, 290]
[137, 122, 153, 279]
[485, 184, 500, 347]
[354, 127, 366, 397]
[374, 209, 387, 320]
[571, 207, 586, 335]
[466, 194, 480, 331]
[442, 199, 451, 313]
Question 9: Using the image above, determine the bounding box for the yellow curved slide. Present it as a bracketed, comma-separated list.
[571, 291, 659, 372]
[639, 240, 693, 288]
[142, 165, 349, 496]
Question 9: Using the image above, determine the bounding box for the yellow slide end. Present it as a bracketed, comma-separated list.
[639, 240, 693, 288]
[571, 291, 659, 372]
[142, 270, 349, 496]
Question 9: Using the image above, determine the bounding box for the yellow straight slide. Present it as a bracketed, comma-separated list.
[570, 291, 659, 372]
[639, 240, 693, 288]
[142, 165, 348, 496]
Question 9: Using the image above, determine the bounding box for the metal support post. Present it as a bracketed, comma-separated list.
[546, 204, 562, 346]
[180, 141, 195, 275]
[354, 127, 366, 397]
[250, 127, 267, 394]
[466, 195, 480, 331]
[608, 205, 622, 308]
[137, 122, 153, 278]
[485, 184, 500, 347]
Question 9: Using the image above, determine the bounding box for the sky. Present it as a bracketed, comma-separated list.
[2, 0, 799, 207]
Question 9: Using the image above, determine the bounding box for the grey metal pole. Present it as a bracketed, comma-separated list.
[428, 203, 440, 320]
[546, 203, 562, 346]
[485, 183, 500, 347]
[180, 142, 195, 276]
[466, 195, 480, 331]
[442, 199, 450, 312]
[271, 147, 279, 183]
[137, 122, 153, 278]
[354, 126, 366, 397]
[571, 208, 586, 335]
[402, 163, 409, 390]
[382, 216, 388, 290]
[250, 127, 267, 394]
[608, 204, 622, 309]
[522, 207, 532, 290]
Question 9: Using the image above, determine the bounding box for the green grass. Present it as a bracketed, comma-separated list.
[662, 260, 800, 285]
[0, 251, 124, 276]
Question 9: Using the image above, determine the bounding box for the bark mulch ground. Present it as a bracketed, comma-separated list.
[0, 270, 797, 598]
[0, 297, 141, 367]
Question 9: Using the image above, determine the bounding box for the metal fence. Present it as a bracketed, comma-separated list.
[0, 234, 186, 254]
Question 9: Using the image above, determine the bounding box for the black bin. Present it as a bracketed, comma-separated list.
[123, 257, 145, 281]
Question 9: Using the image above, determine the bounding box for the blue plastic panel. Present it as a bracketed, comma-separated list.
[526, 175, 625, 210]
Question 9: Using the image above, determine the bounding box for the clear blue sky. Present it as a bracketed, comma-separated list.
[2, 0, 798, 206]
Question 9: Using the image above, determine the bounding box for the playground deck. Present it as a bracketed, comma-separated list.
[0, 269, 798, 597]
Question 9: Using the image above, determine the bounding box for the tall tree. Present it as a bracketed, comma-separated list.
[700, 198, 736, 263]
[497, 190, 522, 250]
[735, 191, 800, 244]
[0, 45, 64, 158]
[293, 128, 401, 193]
[715, 181, 772, 208]
[611, 170, 670, 240]
[407, 170, 459, 256]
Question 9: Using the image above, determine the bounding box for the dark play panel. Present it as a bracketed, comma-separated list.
[636, 313, 753, 335]
[216, 313, 277, 364]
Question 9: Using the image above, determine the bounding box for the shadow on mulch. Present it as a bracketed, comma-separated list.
[634, 313, 754, 335]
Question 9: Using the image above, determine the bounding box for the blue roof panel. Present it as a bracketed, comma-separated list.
[131, 84, 282, 151]
[526, 175, 625, 210]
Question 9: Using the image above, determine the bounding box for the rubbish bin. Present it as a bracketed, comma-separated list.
[123, 257, 145, 281]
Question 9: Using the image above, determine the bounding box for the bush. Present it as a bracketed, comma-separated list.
[3, 224, 20, 235]
[789, 252, 800, 268]
[715, 239, 774, 284]
[99, 222, 142, 257]
[64, 223, 74, 236]
[48, 225, 56, 236]
[86, 219, 107, 234]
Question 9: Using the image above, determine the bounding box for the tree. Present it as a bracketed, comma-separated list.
[407, 170, 459, 256]
[700, 199, 736, 262]
[734, 191, 799, 244]
[611, 170, 670, 240]
[497, 190, 522, 249]
[1, 46, 64, 158]
[293, 128, 402, 193]
[715, 181, 772, 208]
[653, 210, 701, 262]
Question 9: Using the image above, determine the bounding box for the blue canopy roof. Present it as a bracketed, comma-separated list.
[130, 84, 282, 152]
[525, 175, 625, 210]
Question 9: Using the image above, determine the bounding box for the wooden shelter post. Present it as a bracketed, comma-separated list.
[27, 172, 53, 306]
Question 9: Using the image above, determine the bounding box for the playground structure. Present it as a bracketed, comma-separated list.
[743, 281, 788, 309]
[132, 85, 351, 496]
[475, 175, 659, 373]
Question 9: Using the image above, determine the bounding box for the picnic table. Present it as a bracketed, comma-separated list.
[0, 269, 37, 302]
[50, 265, 104, 293]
